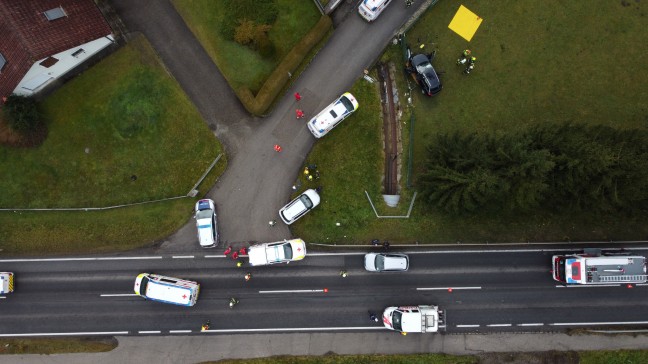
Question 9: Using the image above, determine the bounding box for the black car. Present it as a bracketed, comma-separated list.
[408, 53, 442, 96]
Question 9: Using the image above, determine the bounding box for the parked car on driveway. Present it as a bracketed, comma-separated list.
[248, 239, 307, 266]
[307, 92, 359, 138]
[279, 189, 320, 225]
[364, 253, 409, 272]
[407, 53, 442, 96]
[194, 199, 218, 248]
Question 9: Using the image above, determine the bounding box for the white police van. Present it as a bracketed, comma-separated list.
[358, 0, 393, 22]
[134, 273, 200, 306]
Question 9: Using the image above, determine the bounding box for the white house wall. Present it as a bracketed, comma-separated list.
[13, 35, 114, 96]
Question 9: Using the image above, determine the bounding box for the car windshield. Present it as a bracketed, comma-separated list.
[283, 244, 293, 259]
[340, 96, 355, 112]
[299, 195, 313, 209]
[416, 60, 433, 74]
[196, 209, 213, 219]
[556, 257, 566, 281]
[375, 254, 385, 270]
[392, 311, 403, 331]
[139, 276, 149, 294]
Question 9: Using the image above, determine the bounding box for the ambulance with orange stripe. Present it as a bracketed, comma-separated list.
[1, 272, 15, 295]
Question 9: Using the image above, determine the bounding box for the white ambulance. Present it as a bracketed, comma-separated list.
[134, 273, 200, 306]
[0, 272, 15, 295]
[358, 0, 393, 22]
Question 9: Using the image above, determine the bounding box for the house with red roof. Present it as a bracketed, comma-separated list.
[0, 0, 114, 99]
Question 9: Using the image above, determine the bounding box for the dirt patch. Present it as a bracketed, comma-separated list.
[377, 62, 402, 196]
[477, 351, 579, 364]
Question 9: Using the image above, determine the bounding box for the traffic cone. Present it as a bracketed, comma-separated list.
[274, 144, 282, 152]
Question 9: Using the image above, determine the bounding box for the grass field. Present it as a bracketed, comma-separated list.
[0, 36, 225, 254]
[296, 0, 648, 244]
[0, 337, 116, 355]
[172, 0, 320, 94]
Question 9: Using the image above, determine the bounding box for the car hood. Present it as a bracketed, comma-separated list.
[289, 239, 307, 260]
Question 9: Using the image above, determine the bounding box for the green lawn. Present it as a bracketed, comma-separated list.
[0, 35, 225, 254]
[0, 338, 116, 355]
[297, 0, 648, 244]
[172, 0, 321, 94]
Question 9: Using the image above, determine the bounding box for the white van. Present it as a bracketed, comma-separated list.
[0, 272, 14, 294]
[358, 0, 393, 22]
[307, 92, 359, 138]
[134, 273, 200, 307]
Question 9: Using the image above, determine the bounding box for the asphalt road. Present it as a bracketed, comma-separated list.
[3, 247, 648, 336]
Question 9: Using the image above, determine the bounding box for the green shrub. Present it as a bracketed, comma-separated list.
[3, 95, 43, 134]
[220, 0, 278, 40]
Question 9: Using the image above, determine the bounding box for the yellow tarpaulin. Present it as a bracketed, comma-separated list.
[448, 5, 483, 42]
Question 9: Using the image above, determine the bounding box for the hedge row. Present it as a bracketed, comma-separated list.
[237, 15, 332, 116]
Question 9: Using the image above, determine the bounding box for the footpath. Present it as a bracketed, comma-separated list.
[5, 331, 648, 364]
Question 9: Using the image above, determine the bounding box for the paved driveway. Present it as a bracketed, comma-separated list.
[109, 0, 420, 251]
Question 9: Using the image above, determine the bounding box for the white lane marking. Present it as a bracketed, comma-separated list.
[169, 330, 192, 333]
[518, 323, 544, 327]
[636, 283, 648, 286]
[205, 255, 248, 258]
[259, 289, 326, 294]
[487, 324, 512, 327]
[138, 331, 161, 334]
[551, 321, 648, 326]
[195, 326, 386, 333]
[309, 252, 366, 256]
[0, 331, 129, 337]
[417, 287, 481, 291]
[555, 284, 620, 288]
[0, 296, 5, 299]
[456, 324, 480, 328]
[172, 255, 194, 259]
[100, 294, 138, 297]
[0, 257, 162, 262]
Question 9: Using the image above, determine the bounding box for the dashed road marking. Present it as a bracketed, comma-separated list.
[456, 324, 480, 328]
[259, 289, 326, 294]
[517, 323, 544, 327]
[169, 330, 192, 333]
[551, 321, 648, 326]
[172, 255, 195, 259]
[138, 330, 161, 334]
[487, 324, 512, 327]
[417, 286, 481, 291]
[555, 284, 620, 288]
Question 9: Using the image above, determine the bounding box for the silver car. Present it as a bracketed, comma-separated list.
[364, 253, 409, 272]
[279, 189, 321, 225]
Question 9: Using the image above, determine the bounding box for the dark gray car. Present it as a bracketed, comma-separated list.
[409, 53, 442, 96]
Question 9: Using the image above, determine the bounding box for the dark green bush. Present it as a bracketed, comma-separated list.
[220, 0, 278, 41]
[3, 94, 43, 134]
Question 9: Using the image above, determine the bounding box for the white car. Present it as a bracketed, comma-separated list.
[307, 92, 359, 138]
[248, 239, 307, 266]
[194, 199, 218, 248]
[279, 189, 320, 225]
[364, 253, 409, 272]
[358, 0, 393, 22]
